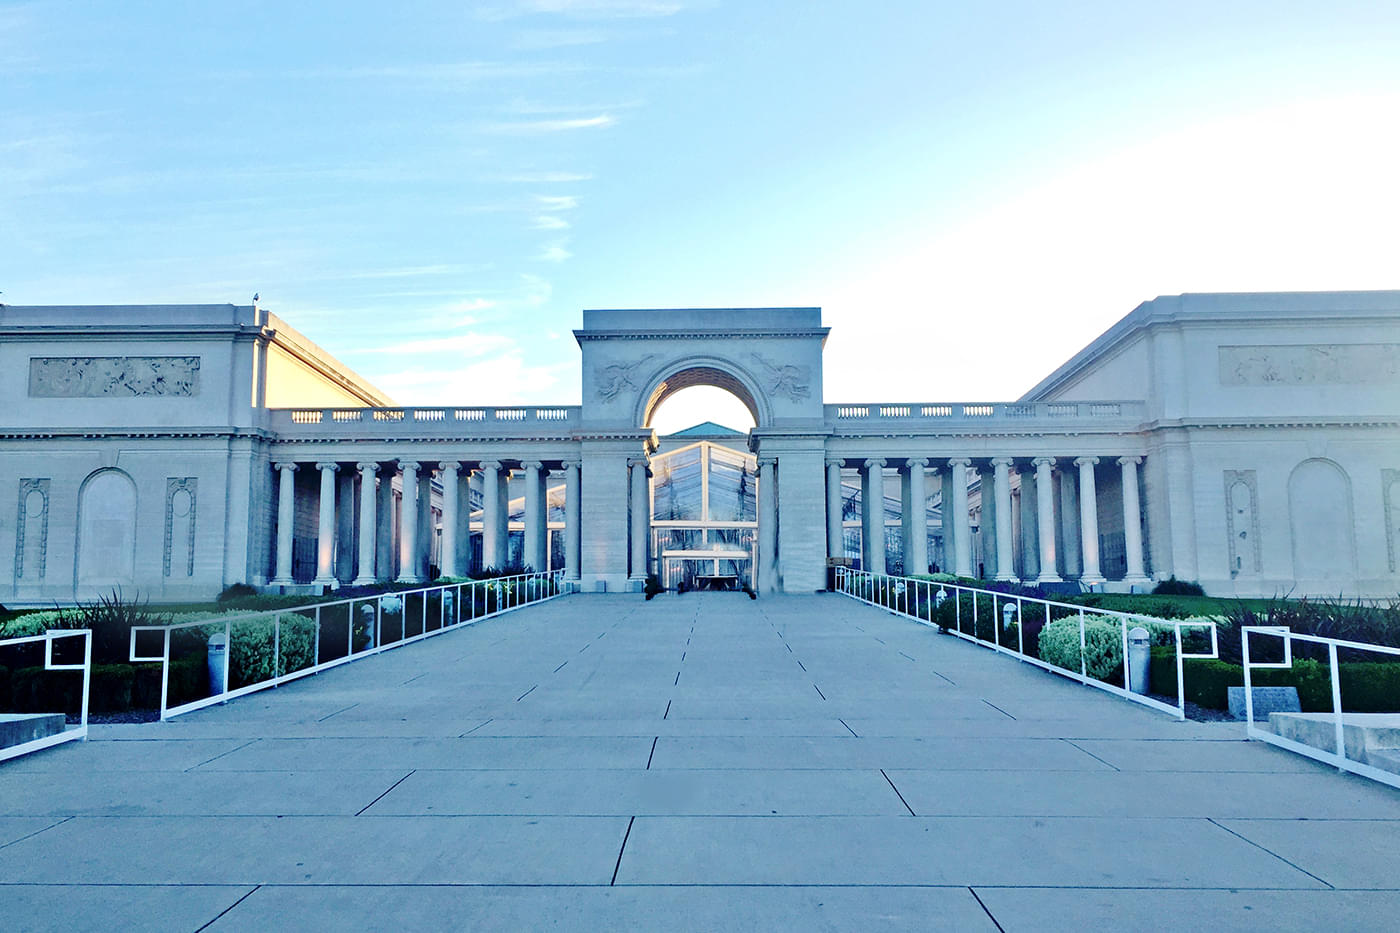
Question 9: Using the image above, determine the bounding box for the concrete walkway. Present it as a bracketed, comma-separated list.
[3, 593, 1399, 931]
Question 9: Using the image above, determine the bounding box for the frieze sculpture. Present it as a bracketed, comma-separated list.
[751, 353, 811, 402]
[29, 356, 202, 397]
[594, 355, 655, 401]
[1219, 344, 1400, 386]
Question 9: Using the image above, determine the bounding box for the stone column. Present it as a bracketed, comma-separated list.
[825, 460, 844, 561]
[948, 458, 973, 577]
[1076, 457, 1105, 586]
[861, 459, 886, 574]
[1033, 457, 1062, 583]
[314, 462, 339, 586]
[417, 465, 433, 580]
[480, 461, 502, 570]
[629, 458, 650, 584]
[352, 462, 378, 586]
[1018, 464, 1039, 580]
[563, 460, 581, 582]
[336, 469, 356, 584]
[758, 457, 778, 594]
[523, 461, 545, 572]
[978, 463, 996, 579]
[902, 459, 929, 576]
[439, 461, 460, 578]
[1119, 456, 1151, 586]
[1058, 465, 1081, 578]
[375, 463, 395, 581]
[271, 462, 297, 585]
[992, 458, 1016, 581]
[397, 461, 422, 583]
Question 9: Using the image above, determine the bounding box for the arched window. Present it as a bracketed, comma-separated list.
[77, 469, 137, 586]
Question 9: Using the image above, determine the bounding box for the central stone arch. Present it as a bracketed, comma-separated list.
[635, 355, 771, 430]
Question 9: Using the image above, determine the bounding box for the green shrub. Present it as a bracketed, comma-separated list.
[1152, 577, 1206, 596]
[1038, 616, 1125, 682]
[217, 583, 259, 603]
[227, 614, 317, 688]
[0, 610, 67, 639]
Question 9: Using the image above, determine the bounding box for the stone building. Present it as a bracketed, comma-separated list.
[2, 292, 1397, 606]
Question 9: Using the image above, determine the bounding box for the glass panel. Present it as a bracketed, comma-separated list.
[652, 446, 703, 521]
[655, 528, 705, 552]
[708, 527, 754, 553]
[707, 446, 755, 522]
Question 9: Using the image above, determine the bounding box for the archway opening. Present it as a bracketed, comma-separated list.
[643, 367, 761, 433]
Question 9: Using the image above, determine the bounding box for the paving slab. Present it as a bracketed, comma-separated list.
[615, 815, 1325, 887]
[205, 884, 997, 932]
[0, 884, 255, 933]
[1218, 818, 1400, 888]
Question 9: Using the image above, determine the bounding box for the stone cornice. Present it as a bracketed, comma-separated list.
[574, 328, 830, 342]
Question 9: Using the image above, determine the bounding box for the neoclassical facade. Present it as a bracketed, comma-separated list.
[2, 293, 1397, 605]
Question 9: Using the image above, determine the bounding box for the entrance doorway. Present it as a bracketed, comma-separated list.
[649, 437, 758, 591]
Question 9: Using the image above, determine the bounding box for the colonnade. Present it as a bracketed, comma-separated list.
[826, 454, 1149, 587]
[268, 458, 582, 588]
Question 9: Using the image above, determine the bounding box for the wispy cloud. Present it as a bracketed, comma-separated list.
[344, 264, 469, 280]
[532, 215, 571, 230]
[351, 331, 516, 356]
[534, 194, 580, 211]
[288, 61, 588, 82]
[482, 113, 617, 134]
[499, 171, 593, 183]
[537, 241, 573, 262]
[482, 0, 688, 19]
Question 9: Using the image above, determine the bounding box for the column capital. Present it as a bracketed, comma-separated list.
[273, 461, 298, 473]
[627, 457, 650, 470]
[1073, 456, 1100, 468]
[438, 460, 461, 473]
[398, 460, 420, 474]
[479, 460, 502, 472]
[314, 461, 340, 472]
[355, 461, 379, 474]
[1117, 455, 1143, 467]
[946, 457, 972, 469]
[561, 459, 581, 471]
[757, 457, 777, 469]
[905, 457, 930, 470]
[520, 460, 544, 472]
[1032, 456, 1056, 469]
[863, 458, 886, 470]
[990, 457, 1015, 467]
[826, 458, 844, 469]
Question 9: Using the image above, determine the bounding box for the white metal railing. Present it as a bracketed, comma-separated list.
[129, 570, 567, 720]
[0, 629, 92, 762]
[1243, 626, 1400, 789]
[834, 568, 1217, 720]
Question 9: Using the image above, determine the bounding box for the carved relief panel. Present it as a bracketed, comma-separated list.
[14, 479, 50, 583]
[1224, 470, 1261, 577]
[29, 356, 201, 397]
[164, 478, 198, 578]
[1219, 344, 1400, 386]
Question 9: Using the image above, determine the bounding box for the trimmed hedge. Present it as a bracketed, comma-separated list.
[1149, 646, 1400, 712]
[0, 657, 206, 714]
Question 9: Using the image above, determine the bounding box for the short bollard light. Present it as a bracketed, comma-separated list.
[359, 603, 376, 649]
[207, 633, 228, 696]
[1002, 603, 1016, 629]
[1128, 626, 1151, 695]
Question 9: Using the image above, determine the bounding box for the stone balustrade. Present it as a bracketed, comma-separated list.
[270, 406, 582, 434]
[825, 400, 1146, 427]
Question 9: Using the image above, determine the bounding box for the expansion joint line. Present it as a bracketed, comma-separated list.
[610, 816, 636, 886]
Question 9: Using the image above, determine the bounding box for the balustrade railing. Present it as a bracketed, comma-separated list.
[0, 629, 91, 762]
[1242, 627, 1400, 789]
[834, 568, 1216, 720]
[825, 400, 1145, 424]
[270, 406, 582, 431]
[129, 570, 567, 721]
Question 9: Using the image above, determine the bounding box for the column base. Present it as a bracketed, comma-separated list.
[1123, 574, 1152, 589]
[313, 576, 339, 590]
[395, 575, 424, 585]
[994, 572, 1019, 583]
[1036, 572, 1063, 584]
[1079, 574, 1106, 588]
[350, 575, 377, 588]
[270, 576, 294, 587]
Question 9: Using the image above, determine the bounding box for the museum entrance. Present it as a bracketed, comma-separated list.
[649, 437, 758, 592]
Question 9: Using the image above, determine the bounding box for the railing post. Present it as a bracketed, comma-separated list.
[1329, 641, 1346, 768]
[1016, 597, 1024, 655]
[1174, 624, 1187, 720]
[314, 606, 322, 665]
[161, 628, 171, 721]
[1120, 617, 1131, 693]
[1243, 628, 1255, 727]
[273, 613, 281, 683]
[1078, 608, 1088, 684]
[223, 621, 232, 696]
[80, 630, 92, 733]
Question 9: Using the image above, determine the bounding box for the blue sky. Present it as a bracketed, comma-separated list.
[4, 1, 1399, 427]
